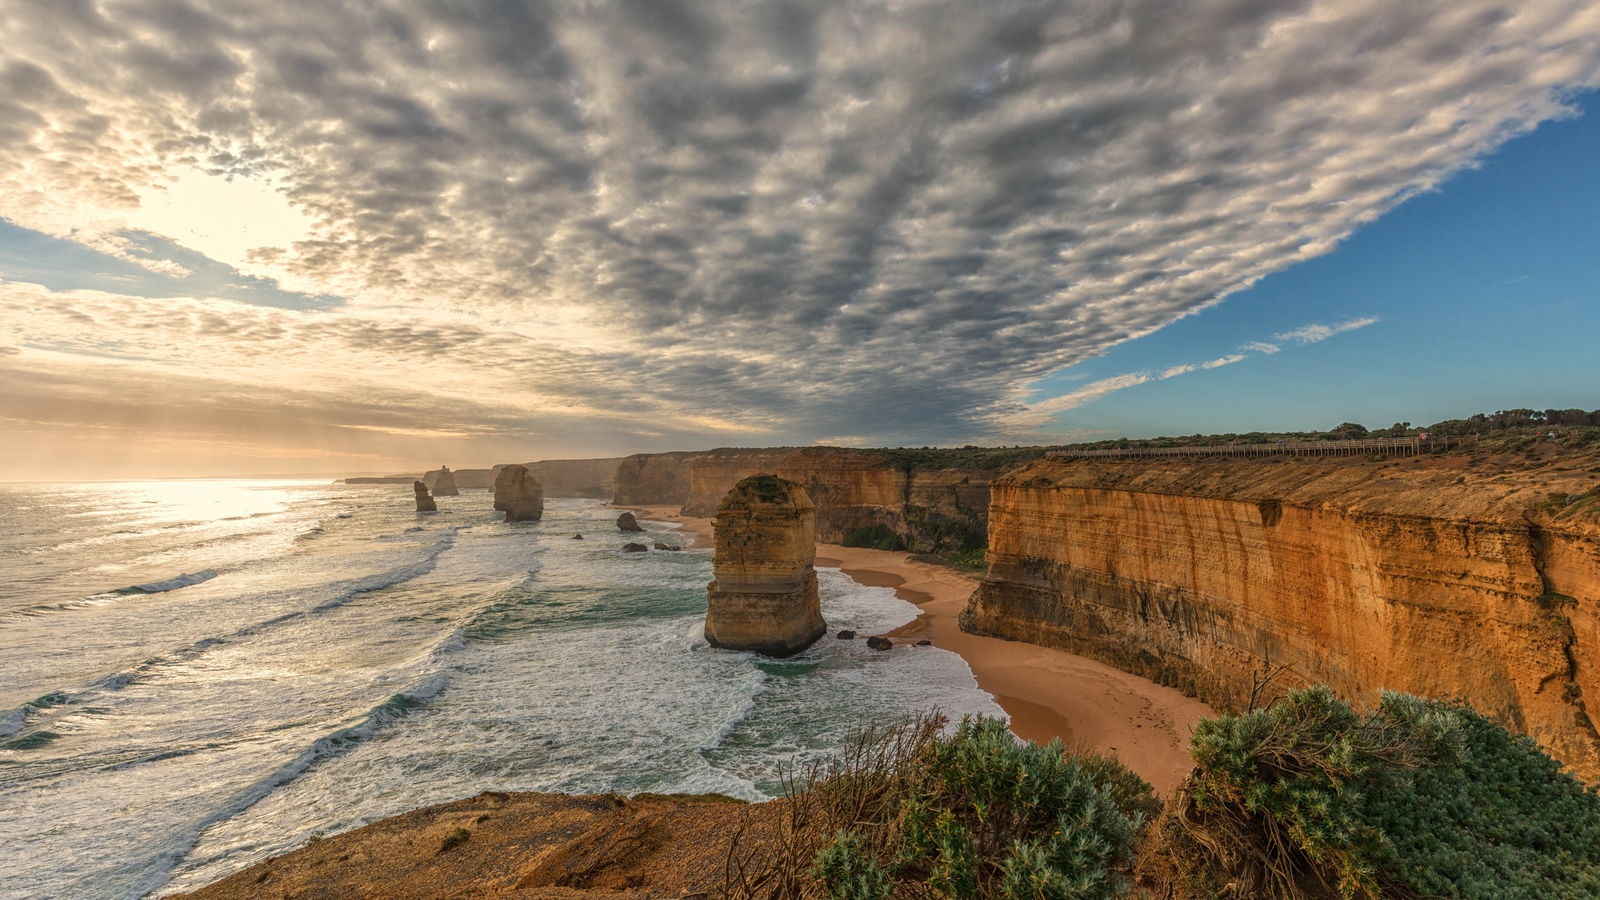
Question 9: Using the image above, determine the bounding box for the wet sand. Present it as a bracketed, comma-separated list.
[628, 505, 1211, 795]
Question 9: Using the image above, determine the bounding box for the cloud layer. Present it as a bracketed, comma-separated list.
[2, 1, 1599, 463]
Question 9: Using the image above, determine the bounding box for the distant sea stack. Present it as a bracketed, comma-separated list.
[704, 475, 826, 657]
[413, 481, 437, 512]
[617, 512, 644, 532]
[496, 465, 545, 522]
[428, 466, 460, 496]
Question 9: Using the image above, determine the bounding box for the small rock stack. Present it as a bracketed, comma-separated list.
[414, 481, 438, 512]
[704, 475, 826, 657]
[428, 466, 460, 497]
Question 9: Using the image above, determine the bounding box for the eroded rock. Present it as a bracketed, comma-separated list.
[704, 475, 826, 657]
[866, 636, 893, 651]
[414, 481, 437, 513]
[617, 512, 644, 532]
[428, 466, 460, 497]
[622, 543, 648, 553]
[495, 464, 544, 522]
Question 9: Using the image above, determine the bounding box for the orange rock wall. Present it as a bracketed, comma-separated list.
[613, 452, 702, 506]
[528, 457, 624, 498]
[963, 458, 1600, 779]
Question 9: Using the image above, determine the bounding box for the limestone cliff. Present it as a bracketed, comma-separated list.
[962, 456, 1600, 779]
[530, 457, 624, 498]
[495, 465, 544, 522]
[705, 475, 826, 656]
[613, 451, 702, 506]
[676, 447, 1037, 553]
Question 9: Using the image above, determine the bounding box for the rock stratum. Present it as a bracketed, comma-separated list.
[962, 455, 1600, 780]
[704, 475, 826, 656]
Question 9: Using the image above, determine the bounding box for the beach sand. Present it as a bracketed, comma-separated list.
[629, 505, 1211, 796]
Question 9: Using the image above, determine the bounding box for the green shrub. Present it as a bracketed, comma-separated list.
[1154, 686, 1600, 899]
[842, 525, 906, 552]
[813, 831, 893, 900]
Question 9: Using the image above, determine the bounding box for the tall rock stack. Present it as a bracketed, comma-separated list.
[704, 475, 826, 657]
[429, 466, 460, 496]
[496, 464, 544, 522]
[413, 481, 437, 512]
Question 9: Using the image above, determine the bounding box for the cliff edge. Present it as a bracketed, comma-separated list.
[962, 454, 1600, 779]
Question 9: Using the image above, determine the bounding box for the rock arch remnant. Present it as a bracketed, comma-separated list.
[705, 475, 826, 656]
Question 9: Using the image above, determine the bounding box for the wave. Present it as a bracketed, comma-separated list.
[122, 673, 451, 899]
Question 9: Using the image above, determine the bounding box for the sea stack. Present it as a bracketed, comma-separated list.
[497, 464, 544, 522]
[414, 481, 437, 512]
[617, 512, 644, 532]
[430, 466, 460, 497]
[704, 475, 826, 657]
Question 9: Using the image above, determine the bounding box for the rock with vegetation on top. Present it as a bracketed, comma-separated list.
[413, 481, 437, 513]
[704, 475, 826, 657]
[495, 464, 544, 522]
[617, 512, 644, 532]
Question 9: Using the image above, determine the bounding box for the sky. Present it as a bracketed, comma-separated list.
[2, 1, 1599, 478]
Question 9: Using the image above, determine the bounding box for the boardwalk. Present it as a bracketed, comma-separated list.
[1046, 435, 1461, 460]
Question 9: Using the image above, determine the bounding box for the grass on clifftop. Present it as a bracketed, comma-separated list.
[729, 694, 1600, 900]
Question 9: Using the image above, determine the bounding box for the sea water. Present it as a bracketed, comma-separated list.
[0, 480, 1002, 899]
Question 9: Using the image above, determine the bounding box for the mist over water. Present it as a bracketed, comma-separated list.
[0, 481, 1001, 899]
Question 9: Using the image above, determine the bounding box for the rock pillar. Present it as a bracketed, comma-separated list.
[414, 481, 438, 512]
[496, 464, 544, 522]
[705, 475, 826, 657]
[429, 466, 460, 497]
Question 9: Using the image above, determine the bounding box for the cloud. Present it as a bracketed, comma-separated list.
[0, 1, 1596, 459]
[1201, 354, 1247, 370]
[1274, 317, 1381, 345]
[1241, 341, 1281, 355]
[1159, 364, 1196, 379]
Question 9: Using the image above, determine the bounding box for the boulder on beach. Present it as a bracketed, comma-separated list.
[866, 636, 893, 651]
[495, 465, 544, 522]
[414, 481, 437, 513]
[703, 475, 826, 657]
[622, 543, 649, 553]
[916, 639, 932, 646]
[653, 542, 680, 551]
[837, 630, 857, 640]
[617, 512, 644, 532]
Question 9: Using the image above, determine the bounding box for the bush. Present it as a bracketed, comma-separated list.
[724, 715, 1152, 900]
[1146, 686, 1600, 899]
[842, 525, 906, 552]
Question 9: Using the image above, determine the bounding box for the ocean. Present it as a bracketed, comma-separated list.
[0, 479, 1002, 899]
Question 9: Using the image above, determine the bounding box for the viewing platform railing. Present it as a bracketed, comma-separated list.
[1045, 435, 1462, 460]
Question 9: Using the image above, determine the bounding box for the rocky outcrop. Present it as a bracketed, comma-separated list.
[617, 512, 644, 532]
[413, 481, 437, 512]
[962, 456, 1600, 779]
[613, 451, 702, 506]
[449, 468, 495, 490]
[495, 465, 544, 522]
[704, 475, 826, 657]
[426, 467, 460, 496]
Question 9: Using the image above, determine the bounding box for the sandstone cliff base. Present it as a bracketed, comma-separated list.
[171, 791, 771, 900]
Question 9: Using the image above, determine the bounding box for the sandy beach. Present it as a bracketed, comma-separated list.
[628, 505, 1211, 796]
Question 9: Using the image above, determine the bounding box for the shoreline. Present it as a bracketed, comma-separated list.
[627, 505, 1211, 796]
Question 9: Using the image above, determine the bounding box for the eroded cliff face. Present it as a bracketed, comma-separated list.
[673, 447, 1011, 553]
[530, 457, 624, 498]
[963, 457, 1600, 779]
[613, 451, 702, 506]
